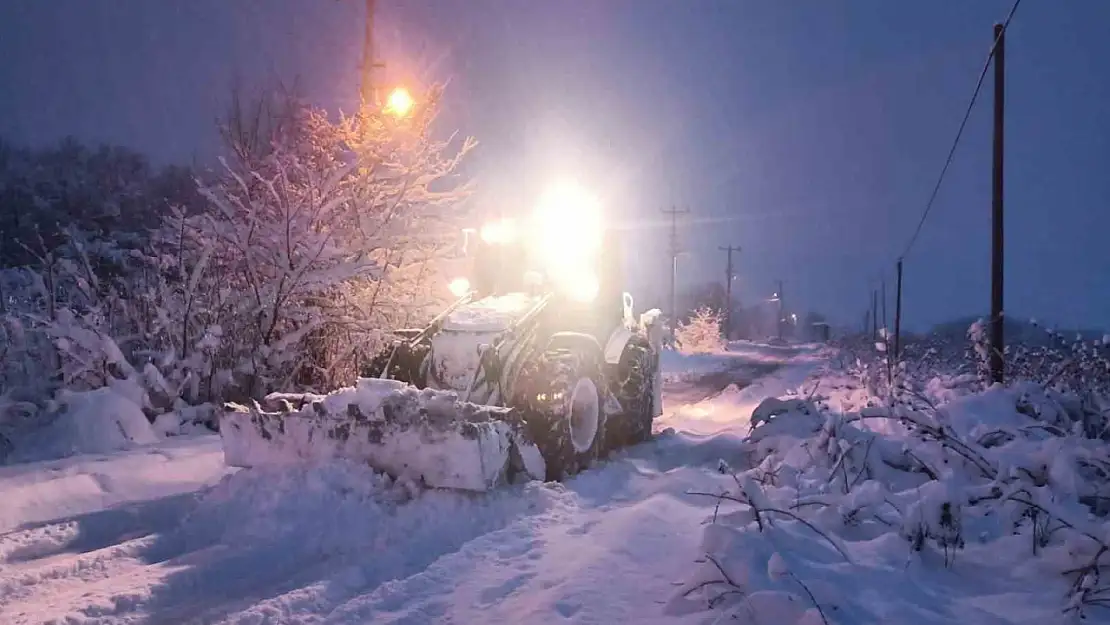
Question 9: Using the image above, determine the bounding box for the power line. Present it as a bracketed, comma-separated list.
[879, 1, 1022, 351]
[899, 0, 1023, 261]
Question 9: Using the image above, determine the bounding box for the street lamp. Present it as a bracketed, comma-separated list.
[384, 86, 415, 118]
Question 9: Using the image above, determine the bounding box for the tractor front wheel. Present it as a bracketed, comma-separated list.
[515, 346, 605, 481]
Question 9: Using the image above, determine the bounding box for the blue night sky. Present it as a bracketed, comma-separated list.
[2, 1, 1108, 332]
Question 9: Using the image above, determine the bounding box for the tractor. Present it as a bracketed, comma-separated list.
[219, 181, 663, 489]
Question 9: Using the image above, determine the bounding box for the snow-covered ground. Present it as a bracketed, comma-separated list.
[1, 342, 1106, 624]
[660, 343, 827, 436]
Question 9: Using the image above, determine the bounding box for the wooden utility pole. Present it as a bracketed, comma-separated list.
[360, 0, 386, 105]
[881, 278, 888, 335]
[871, 289, 878, 341]
[661, 206, 690, 323]
[990, 22, 1006, 384]
[776, 279, 784, 340]
[719, 245, 741, 339]
[894, 259, 904, 360]
[361, 0, 375, 103]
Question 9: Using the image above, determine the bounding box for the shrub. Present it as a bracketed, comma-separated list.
[676, 306, 726, 354]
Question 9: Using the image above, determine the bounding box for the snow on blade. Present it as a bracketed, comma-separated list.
[219, 378, 544, 492]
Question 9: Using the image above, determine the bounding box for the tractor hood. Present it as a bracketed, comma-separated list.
[429, 293, 543, 398]
[442, 293, 542, 333]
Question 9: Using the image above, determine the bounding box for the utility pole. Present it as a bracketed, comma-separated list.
[881, 277, 888, 335]
[719, 245, 741, 339]
[776, 279, 784, 340]
[894, 259, 904, 360]
[989, 22, 1006, 385]
[661, 206, 690, 324]
[871, 289, 878, 341]
[882, 277, 893, 388]
[360, 0, 386, 105]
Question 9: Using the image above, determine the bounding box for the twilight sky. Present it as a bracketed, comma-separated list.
[2, 1, 1108, 332]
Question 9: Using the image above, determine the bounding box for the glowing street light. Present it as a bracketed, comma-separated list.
[384, 86, 415, 118]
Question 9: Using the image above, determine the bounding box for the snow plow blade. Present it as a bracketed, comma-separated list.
[218, 378, 545, 492]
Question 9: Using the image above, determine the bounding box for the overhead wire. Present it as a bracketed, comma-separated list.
[870, 0, 1023, 341]
[898, 0, 1023, 262]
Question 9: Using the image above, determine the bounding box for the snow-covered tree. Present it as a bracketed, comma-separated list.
[676, 306, 726, 354]
[165, 86, 476, 398]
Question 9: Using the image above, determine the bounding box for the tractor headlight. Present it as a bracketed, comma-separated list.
[448, 277, 471, 297]
[561, 267, 599, 302]
[480, 218, 518, 245]
[531, 180, 603, 271]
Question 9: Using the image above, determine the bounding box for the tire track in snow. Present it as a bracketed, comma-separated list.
[0, 464, 575, 625]
[0, 493, 201, 624]
[0, 531, 161, 624]
[183, 481, 580, 625]
[310, 455, 734, 624]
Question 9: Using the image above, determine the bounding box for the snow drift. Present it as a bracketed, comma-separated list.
[670, 369, 1110, 624]
[5, 380, 159, 464]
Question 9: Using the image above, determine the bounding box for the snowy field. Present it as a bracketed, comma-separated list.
[1, 342, 1108, 624]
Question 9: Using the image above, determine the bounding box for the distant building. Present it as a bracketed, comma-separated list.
[811, 321, 831, 342]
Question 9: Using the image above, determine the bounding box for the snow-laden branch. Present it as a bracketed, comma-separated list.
[671, 345, 1110, 623]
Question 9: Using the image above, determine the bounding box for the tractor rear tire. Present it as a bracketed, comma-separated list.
[610, 339, 657, 448]
[515, 346, 605, 482]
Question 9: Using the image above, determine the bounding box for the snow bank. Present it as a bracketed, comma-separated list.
[8, 380, 159, 463]
[54, 385, 158, 453]
[672, 370, 1110, 623]
[220, 377, 545, 492]
[0, 435, 227, 532]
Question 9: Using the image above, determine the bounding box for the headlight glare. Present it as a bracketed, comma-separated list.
[448, 277, 471, 297]
[480, 218, 517, 244]
[531, 180, 603, 272]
